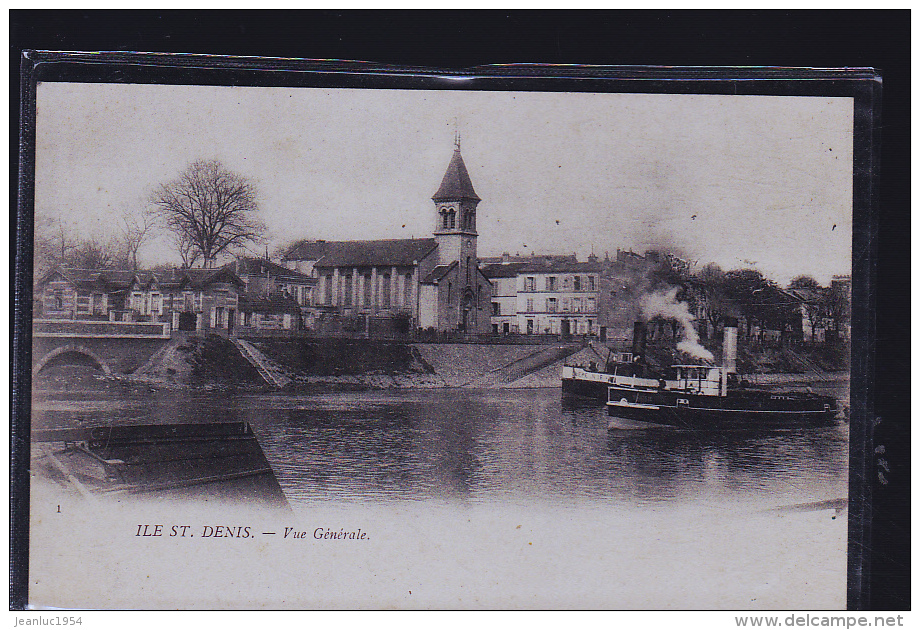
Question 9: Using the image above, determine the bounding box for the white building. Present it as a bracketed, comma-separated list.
[481, 256, 602, 336]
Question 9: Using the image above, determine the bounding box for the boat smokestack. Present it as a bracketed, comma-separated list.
[632, 321, 647, 361]
[721, 317, 738, 396]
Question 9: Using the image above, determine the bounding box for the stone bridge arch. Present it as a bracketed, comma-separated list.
[33, 343, 114, 377]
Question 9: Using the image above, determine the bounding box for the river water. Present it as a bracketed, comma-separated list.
[31, 368, 849, 511]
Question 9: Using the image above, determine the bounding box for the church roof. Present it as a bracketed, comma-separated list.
[421, 262, 458, 284]
[282, 239, 329, 262]
[313, 238, 438, 268]
[432, 149, 480, 202]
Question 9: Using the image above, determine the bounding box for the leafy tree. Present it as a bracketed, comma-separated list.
[690, 262, 727, 337]
[721, 269, 800, 344]
[824, 281, 851, 340]
[788, 275, 821, 292]
[68, 236, 126, 269]
[150, 160, 265, 268]
[787, 276, 826, 343]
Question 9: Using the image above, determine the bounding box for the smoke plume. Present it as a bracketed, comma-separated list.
[639, 287, 715, 362]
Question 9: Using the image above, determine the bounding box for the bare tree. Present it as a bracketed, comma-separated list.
[173, 231, 202, 269]
[34, 212, 77, 277]
[150, 160, 265, 268]
[119, 209, 155, 271]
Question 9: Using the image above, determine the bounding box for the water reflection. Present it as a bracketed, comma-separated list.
[31, 380, 848, 509]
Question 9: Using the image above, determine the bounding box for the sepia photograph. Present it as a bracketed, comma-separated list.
[23, 70, 858, 609]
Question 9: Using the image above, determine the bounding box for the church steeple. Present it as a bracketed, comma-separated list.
[432, 148, 481, 204]
[432, 147, 480, 268]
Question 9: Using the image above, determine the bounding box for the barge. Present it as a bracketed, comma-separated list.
[31, 421, 289, 508]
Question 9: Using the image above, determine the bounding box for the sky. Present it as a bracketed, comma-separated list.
[35, 82, 853, 285]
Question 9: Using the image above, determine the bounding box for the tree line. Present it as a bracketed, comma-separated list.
[682, 262, 849, 345]
[35, 159, 265, 278]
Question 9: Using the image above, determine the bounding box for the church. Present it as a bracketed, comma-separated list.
[281, 146, 493, 334]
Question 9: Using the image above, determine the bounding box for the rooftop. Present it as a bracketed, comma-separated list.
[312, 238, 438, 268]
[230, 257, 316, 283]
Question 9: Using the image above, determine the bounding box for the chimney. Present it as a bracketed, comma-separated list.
[631, 321, 647, 362]
[502, 252, 511, 264]
[721, 316, 738, 396]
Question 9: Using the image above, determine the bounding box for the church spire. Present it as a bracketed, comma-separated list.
[432, 146, 480, 202]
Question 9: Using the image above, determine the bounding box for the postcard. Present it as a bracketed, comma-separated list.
[16, 58, 872, 609]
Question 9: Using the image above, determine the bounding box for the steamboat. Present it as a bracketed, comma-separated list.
[565, 319, 840, 429]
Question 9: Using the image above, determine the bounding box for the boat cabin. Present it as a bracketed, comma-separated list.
[671, 365, 724, 396]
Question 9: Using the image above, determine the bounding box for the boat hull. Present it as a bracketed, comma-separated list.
[561, 374, 612, 399]
[606, 386, 838, 430]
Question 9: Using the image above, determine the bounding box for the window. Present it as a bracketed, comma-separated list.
[76, 292, 91, 314]
[151, 293, 161, 314]
[467, 257, 471, 283]
[547, 297, 557, 312]
[449, 210, 456, 229]
[574, 276, 581, 291]
[562, 297, 571, 312]
[573, 297, 582, 313]
[527, 319, 534, 335]
[133, 292, 144, 311]
[526, 298, 534, 312]
[324, 276, 332, 305]
[382, 274, 391, 308]
[546, 276, 557, 291]
[364, 274, 372, 305]
[587, 319, 593, 333]
[447, 282, 452, 305]
[588, 275, 596, 291]
[53, 290, 64, 310]
[477, 285, 482, 309]
[404, 273, 412, 307]
[587, 297, 596, 312]
[492, 302, 500, 316]
[343, 275, 353, 306]
[525, 277, 535, 292]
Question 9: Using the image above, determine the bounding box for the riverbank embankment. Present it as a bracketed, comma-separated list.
[126, 335, 592, 391]
[120, 334, 848, 394]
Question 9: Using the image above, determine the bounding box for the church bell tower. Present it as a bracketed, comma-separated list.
[432, 143, 480, 276]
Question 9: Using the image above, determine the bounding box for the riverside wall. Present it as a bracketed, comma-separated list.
[129, 335, 592, 390]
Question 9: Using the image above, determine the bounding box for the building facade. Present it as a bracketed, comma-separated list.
[35, 266, 245, 333]
[481, 257, 602, 337]
[228, 257, 317, 330]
